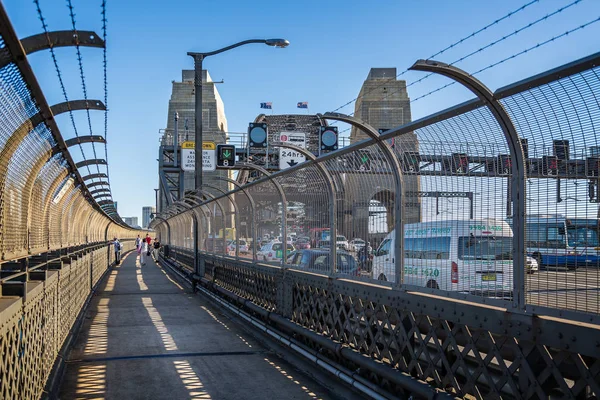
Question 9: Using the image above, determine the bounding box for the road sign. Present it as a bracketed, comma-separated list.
[279, 132, 306, 170]
[356, 150, 371, 171]
[181, 141, 216, 172]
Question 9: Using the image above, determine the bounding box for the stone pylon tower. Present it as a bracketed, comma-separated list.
[350, 68, 421, 228]
[159, 70, 232, 231]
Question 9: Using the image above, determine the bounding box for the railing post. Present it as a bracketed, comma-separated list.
[410, 59, 527, 310]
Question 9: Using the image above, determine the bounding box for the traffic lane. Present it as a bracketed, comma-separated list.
[526, 269, 600, 314]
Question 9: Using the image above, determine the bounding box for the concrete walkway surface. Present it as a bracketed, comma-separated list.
[59, 251, 350, 400]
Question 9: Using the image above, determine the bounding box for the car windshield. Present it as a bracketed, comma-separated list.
[337, 236, 346, 241]
[238, 240, 246, 245]
[458, 236, 513, 260]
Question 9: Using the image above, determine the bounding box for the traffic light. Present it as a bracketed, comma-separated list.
[319, 126, 338, 152]
[248, 123, 268, 148]
[553, 140, 570, 160]
[497, 154, 511, 176]
[217, 144, 236, 168]
[402, 151, 420, 173]
[542, 155, 559, 176]
[451, 153, 469, 174]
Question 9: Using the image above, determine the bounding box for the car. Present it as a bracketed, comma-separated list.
[526, 255, 539, 274]
[348, 238, 368, 252]
[227, 240, 249, 255]
[257, 242, 295, 262]
[294, 238, 311, 249]
[336, 235, 349, 250]
[286, 249, 360, 276]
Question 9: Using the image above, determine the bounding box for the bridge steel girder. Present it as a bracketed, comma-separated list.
[90, 188, 111, 196]
[82, 173, 108, 181]
[0, 30, 104, 69]
[409, 59, 527, 311]
[319, 113, 404, 283]
[86, 181, 109, 189]
[76, 159, 107, 169]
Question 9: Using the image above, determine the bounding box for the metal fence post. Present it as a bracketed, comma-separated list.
[410, 59, 526, 310]
[320, 113, 405, 285]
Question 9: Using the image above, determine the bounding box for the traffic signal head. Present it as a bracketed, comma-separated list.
[542, 155, 558, 176]
[248, 123, 268, 148]
[402, 151, 420, 173]
[217, 144, 236, 168]
[497, 154, 511, 176]
[451, 153, 468, 174]
[319, 126, 338, 152]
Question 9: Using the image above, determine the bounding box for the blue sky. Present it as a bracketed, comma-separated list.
[4, 0, 600, 223]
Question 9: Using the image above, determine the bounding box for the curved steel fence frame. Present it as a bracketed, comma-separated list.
[155, 52, 600, 399]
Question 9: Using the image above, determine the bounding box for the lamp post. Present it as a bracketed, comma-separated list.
[188, 38, 289, 191]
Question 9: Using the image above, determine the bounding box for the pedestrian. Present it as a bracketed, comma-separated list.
[145, 233, 152, 247]
[153, 237, 161, 259]
[113, 237, 122, 265]
[135, 235, 142, 249]
[140, 239, 148, 266]
[137, 237, 144, 265]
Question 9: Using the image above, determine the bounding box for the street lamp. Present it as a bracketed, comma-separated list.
[187, 38, 289, 190]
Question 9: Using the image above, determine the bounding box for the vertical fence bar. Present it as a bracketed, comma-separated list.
[410, 59, 527, 309]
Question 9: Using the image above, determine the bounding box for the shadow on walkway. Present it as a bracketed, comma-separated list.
[60, 251, 345, 399]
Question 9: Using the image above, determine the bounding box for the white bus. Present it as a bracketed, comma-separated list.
[372, 219, 514, 296]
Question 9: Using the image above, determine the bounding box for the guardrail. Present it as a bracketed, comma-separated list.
[0, 5, 145, 399]
[154, 52, 600, 399]
[0, 241, 136, 399]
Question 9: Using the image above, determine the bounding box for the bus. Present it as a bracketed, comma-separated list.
[372, 219, 514, 297]
[517, 215, 600, 269]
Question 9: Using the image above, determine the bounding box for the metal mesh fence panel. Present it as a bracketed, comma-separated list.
[502, 65, 600, 316]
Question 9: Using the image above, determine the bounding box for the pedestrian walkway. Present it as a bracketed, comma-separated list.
[59, 251, 344, 399]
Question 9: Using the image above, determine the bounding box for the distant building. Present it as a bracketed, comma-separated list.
[113, 201, 118, 212]
[142, 206, 155, 229]
[123, 216, 138, 228]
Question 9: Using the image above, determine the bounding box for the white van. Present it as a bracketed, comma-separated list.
[372, 219, 514, 296]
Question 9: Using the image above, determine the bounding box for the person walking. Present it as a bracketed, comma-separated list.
[145, 233, 152, 248]
[135, 235, 142, 249]
[137, 237, 146, 266]
[113, 237, 122, 265]
[153, 237, 160, 259]
[140, 239, 148, 265]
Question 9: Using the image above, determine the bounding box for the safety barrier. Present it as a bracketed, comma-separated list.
[155, 52, 600, 399]
[0, 5, 144, 399]
[0, 241, 136, 399]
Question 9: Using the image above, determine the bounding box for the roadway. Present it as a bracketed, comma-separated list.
[59, 250, 364, 399]
[527, 267, 600, 315]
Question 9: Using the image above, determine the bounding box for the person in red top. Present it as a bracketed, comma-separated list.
[145, 234, 152, 246]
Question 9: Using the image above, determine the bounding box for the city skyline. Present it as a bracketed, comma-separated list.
[3, 0, 600, 220]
